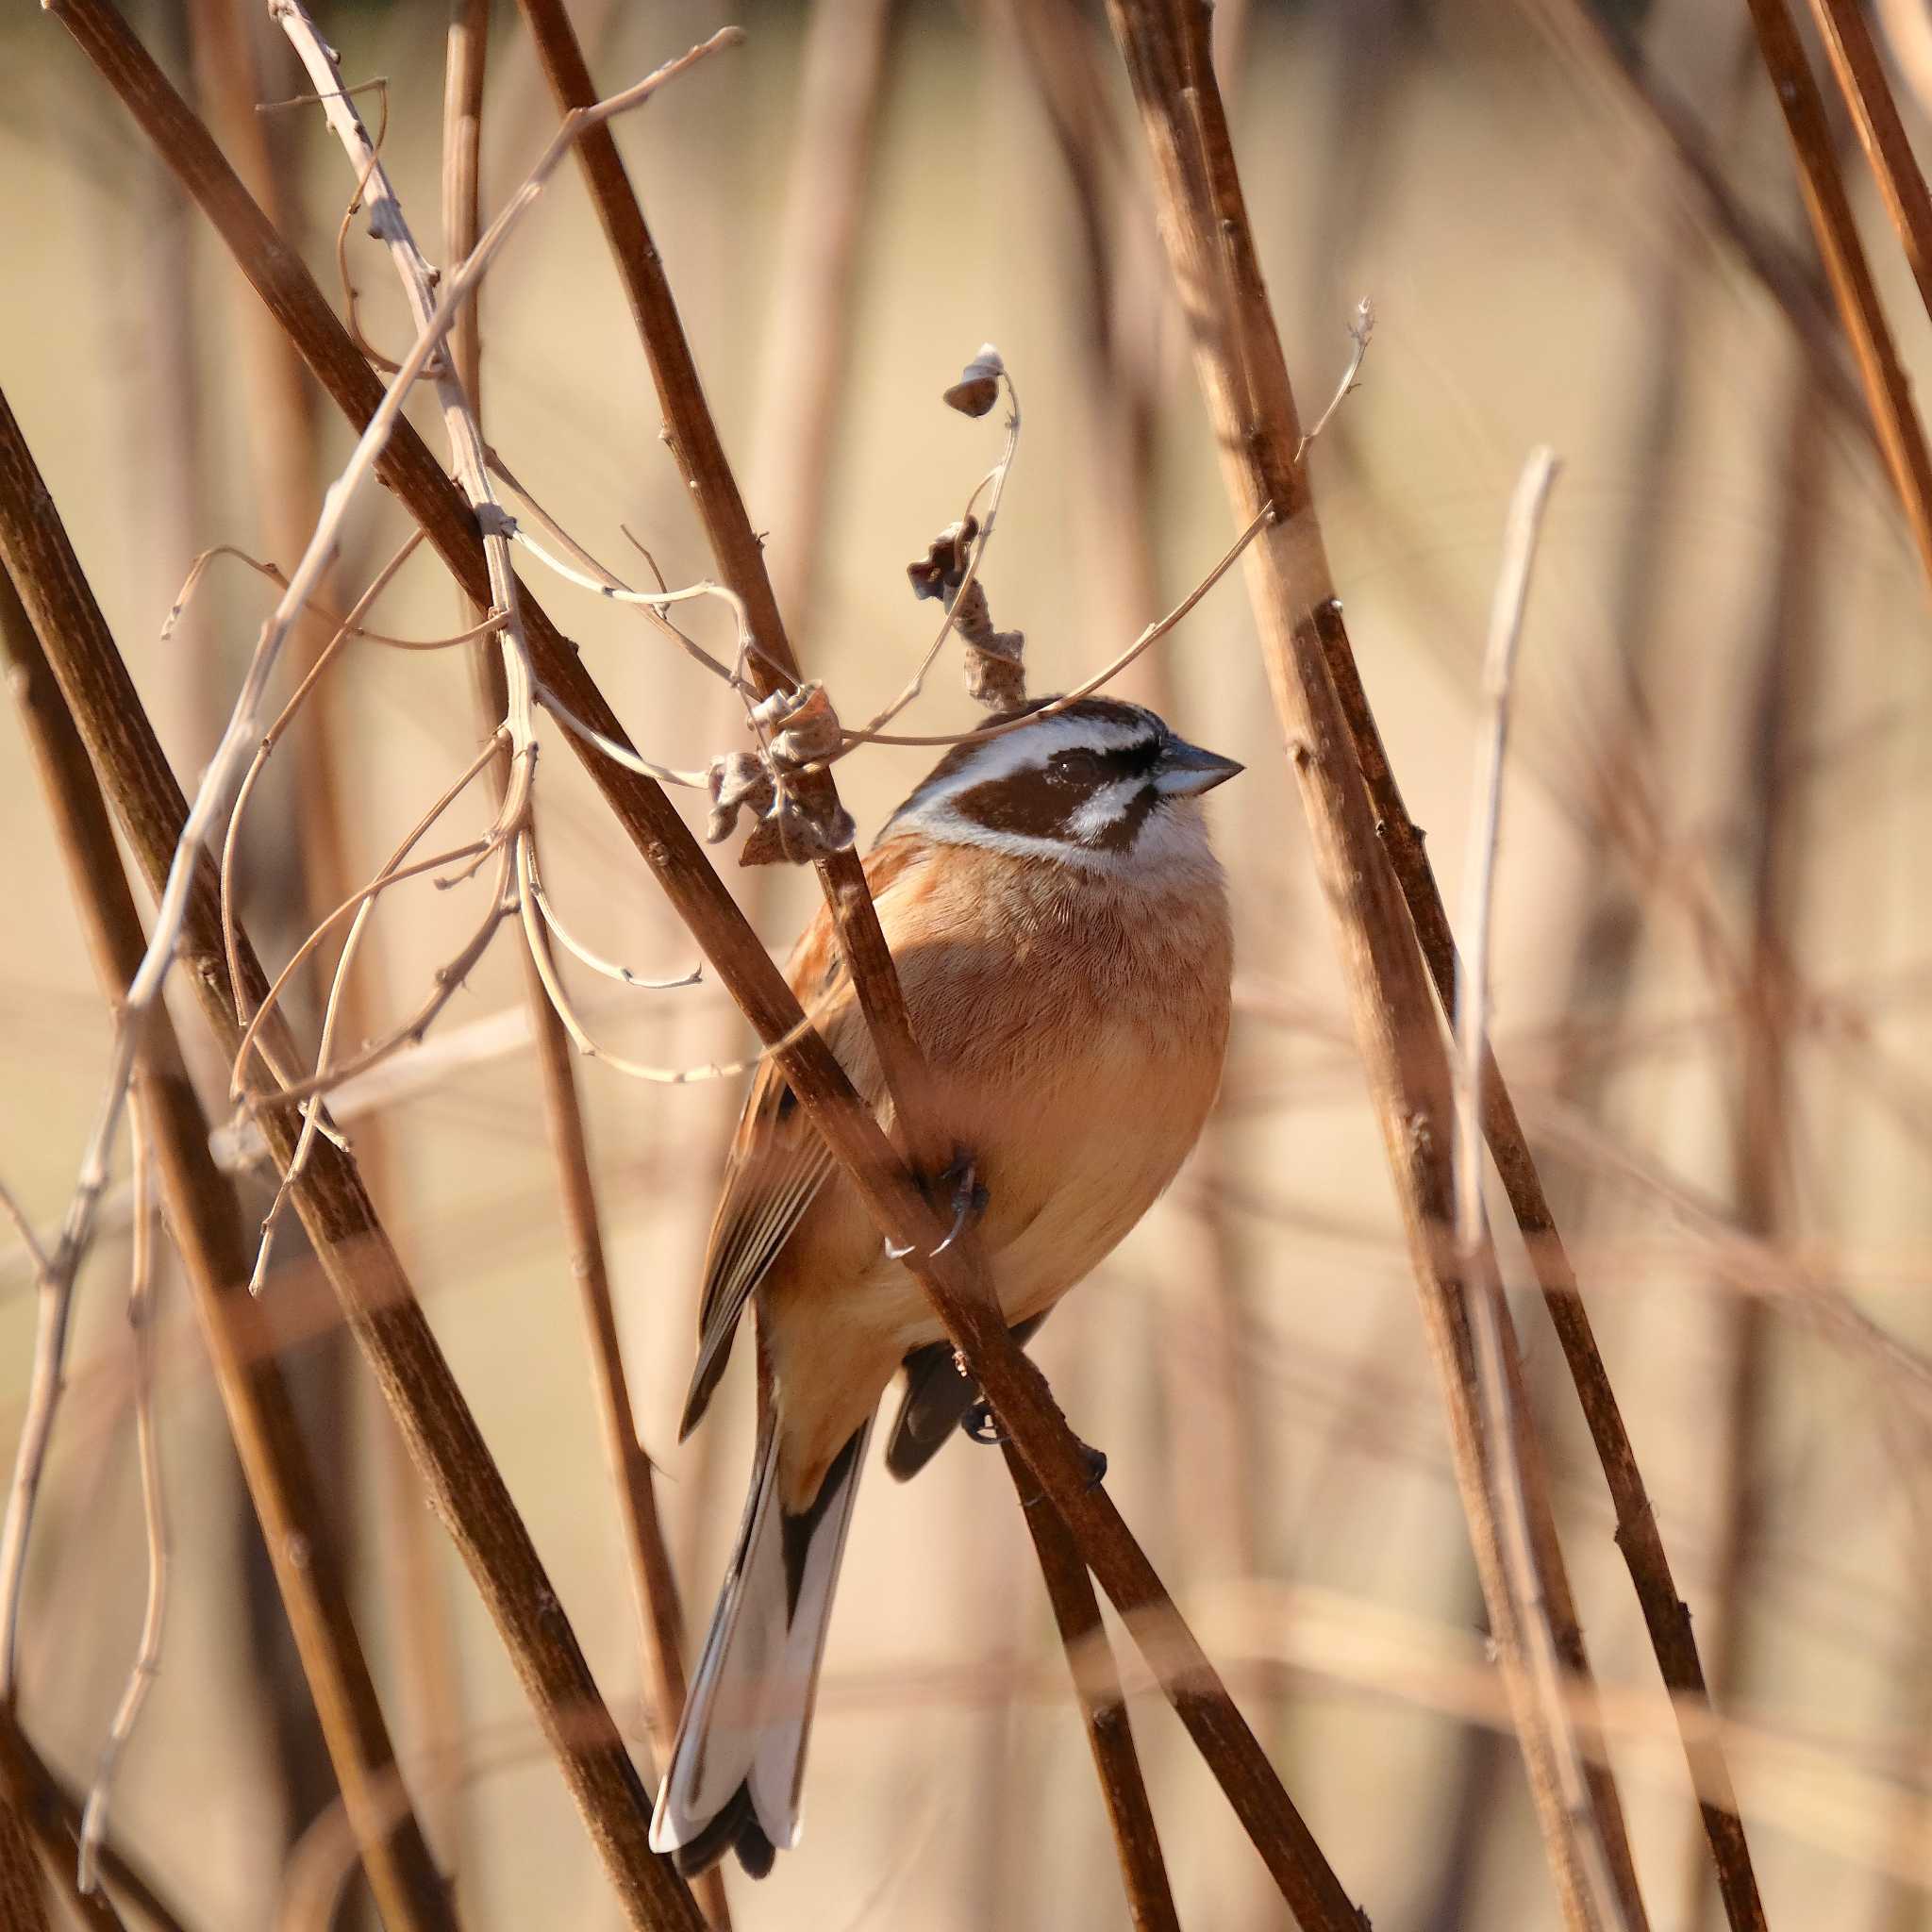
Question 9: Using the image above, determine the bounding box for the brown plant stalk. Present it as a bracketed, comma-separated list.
[0, 1709, 187, 1932]
[1004, 1443, 1180, 1932]
[1741, 0, 1932, 598]
[1101, 3, 1653, 1926]
[48, 3, 1359, 1921]
[437, 15, 726, 1929]
[1136, 15, 1774, 1924]
[0, 515, 458, 1932]
[0, 1786, 49, 1932]
[0, 376, 700, 1932]
[1805, 0, 1932, 327]
[1318, 602, 1772, 1924]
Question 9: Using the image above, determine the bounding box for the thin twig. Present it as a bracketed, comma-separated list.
[1454, 450, 1632, 1931]
[834, 505, 1269, 750]
[437, 23, 726, 1921]
[76, 1095, 167, 1895]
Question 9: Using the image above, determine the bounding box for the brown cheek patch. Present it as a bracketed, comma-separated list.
[953, 772, 1077, 841]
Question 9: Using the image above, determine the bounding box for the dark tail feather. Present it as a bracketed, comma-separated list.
[650, 1421, 870, 1877]
[668, 1784, 774, 1881]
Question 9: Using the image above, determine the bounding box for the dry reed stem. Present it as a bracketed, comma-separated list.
[1806, 0, 1932, 324]
[1102, 4, 1653, 1927]
[751, 0, 898, 640]
[1741, 0, 1932, 598]
[52, 2, 1357, 1917]
[0, 363, 700, 1932]
[1525, 0, 1876, 456]
[1454, 450, 1633, 1931]
[1005, 1445, 1180, 1932]
[0, 495, 458, 1932]
[510, 0, 953, 1177]
[1297, 194, 1774, 1932]
[0, 1786, 50, 1932]
[437, 15, 724, 1925]
[0, 1709, 186, 1932]
[75, 1097, 166, 1896]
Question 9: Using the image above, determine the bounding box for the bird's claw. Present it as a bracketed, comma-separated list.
[931, 1159, 989, 1257]
[960, 1399, 1005, 1445]
[885, 1156, 988, 1264]
[959, 1403, 1108, 1493]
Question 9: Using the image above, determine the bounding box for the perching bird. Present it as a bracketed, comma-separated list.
[648, 695, 1240, 1878]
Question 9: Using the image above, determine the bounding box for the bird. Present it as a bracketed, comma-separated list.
[648, 693, 1241, 1879]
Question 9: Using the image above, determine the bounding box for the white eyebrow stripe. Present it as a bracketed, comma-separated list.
[891, 710, 1158, 824]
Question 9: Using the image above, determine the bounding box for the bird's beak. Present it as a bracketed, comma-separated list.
[1153, 736, 1244, 796]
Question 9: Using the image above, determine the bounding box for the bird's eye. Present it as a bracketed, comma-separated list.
[1050, 747, 1106, 785]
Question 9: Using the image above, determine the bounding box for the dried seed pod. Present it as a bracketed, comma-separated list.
[942, 343, 1004, 418]
[907, 517, 978, 602]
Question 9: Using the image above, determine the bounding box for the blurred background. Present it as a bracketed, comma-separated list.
[4, 0, 1932, 1924]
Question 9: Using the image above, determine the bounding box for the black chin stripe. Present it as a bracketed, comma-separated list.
[1092, 786, 1159, 852]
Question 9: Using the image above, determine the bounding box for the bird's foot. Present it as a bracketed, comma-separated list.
[885, 1154, 988, 1261]
[959, 1402, 1108, 1496]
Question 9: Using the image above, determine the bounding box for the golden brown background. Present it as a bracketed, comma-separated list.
[4, 0, 1930, 1926]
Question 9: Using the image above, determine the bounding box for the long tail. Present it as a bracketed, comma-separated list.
[650, 1419, 871, 1879]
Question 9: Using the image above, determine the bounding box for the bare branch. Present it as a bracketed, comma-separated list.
[76, 1098, 168, 1896]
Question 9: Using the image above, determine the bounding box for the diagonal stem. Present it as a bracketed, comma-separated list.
[1741, 0, 1932, 599]
[0, 511, 458, 1932]
[1005, 1447, 1180, 1932]
[45, 3, 1360, 1921]
[0, 380, 700, 1932]
[1102, 2, 1657, 1926]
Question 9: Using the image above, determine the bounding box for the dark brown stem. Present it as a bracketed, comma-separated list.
[1103, 4, 1651, 1926]
[0, 382, 698, 1930]
[0, 508, 458, 1932]
[0, 1713, 189, 1932]
[0, 1762, 51, 1932]
[44, 3, 1358, 1920]
[1525, 0, 1876, 457]
[1006, 1449, 1180, 1932]
[1805, 0, 1932, 325]
[1741, 0, 1932, 598]
[438, 15, 724, 1926]
[1316, 608, 1769, 1932]
[513, 0, 947, 1177]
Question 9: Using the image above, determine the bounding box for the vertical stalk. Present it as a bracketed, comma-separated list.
[1102, 5, 1650, 1925]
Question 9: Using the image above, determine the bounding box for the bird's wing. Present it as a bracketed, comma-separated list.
[678, 840, 931, 1438]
